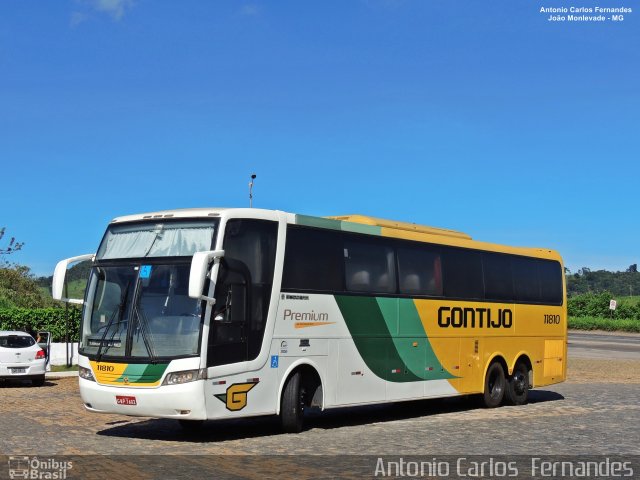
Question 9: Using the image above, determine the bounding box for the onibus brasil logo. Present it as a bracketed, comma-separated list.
[214, 381, 259, 411]
[8, 456, 73, 479]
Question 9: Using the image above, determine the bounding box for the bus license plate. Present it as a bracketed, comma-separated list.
[116, 395, 137, 406]
[10, 368, 26, 374]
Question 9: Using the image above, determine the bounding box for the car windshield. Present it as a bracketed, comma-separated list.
[81, 263, 204, 359]
[0, 335, 35, 348]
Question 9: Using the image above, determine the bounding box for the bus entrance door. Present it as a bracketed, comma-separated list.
[207, 262, 249, 367]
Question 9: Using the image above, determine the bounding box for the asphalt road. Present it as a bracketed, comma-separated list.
[568, 331, 640, 359]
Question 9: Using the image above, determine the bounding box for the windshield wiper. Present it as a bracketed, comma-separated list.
[96, 280, 131, 362]
[133, 303, 158, 364]
[142, 224, 164, 257]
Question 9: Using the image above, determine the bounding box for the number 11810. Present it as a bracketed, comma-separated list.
[544, 314, 561, 324]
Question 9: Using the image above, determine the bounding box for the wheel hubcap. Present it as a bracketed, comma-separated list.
[489, 371, 503, 399]
[513, 372, 526, 395]
[299, 387, 306, 412]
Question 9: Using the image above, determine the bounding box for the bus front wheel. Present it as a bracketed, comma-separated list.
[505, 362, 529, 405]
[482, 361, 505, 408]
[281, 371, 306, 433]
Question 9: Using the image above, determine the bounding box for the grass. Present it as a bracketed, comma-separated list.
[38, 279, 86, 301]
[64, 279, 87, 299]
[569, 316, 640, 333]
[49, 364, 79, 372]
[617, 295, 640, 306]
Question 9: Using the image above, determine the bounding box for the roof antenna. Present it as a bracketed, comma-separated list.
[249, 174, 256, 208]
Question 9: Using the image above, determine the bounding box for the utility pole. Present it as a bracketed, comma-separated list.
[249, 174, 256, 208]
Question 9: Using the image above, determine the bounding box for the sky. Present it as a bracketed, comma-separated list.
[1, 0, 638, 277]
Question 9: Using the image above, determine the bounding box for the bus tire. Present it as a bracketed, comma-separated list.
[482, 361, 505, 408]
[281, 371, 305, 433]
[505, 361, 529, 406]
[178, 419, 204, 431]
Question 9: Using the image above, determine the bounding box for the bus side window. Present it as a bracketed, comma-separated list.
[282, 226, 343, 292]
[483, 252, 514, 302]
[397, 246, 443, 296]
[442, 248, 484, 300]
[512, 257, 541, 303]
[344, 240, 396, 294]
[538, 259, 563, 305]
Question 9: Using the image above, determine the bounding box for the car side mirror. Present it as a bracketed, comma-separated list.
[52, 254, 94, 304]
[188, 249, 225, 305]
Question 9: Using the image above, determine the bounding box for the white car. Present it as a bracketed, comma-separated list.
[0, 331, 46, 386]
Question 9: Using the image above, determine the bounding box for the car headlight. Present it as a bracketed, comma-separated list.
[162, 369, 207, 386]
[79, 366, 95, 382]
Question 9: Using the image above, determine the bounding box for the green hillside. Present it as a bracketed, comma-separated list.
[566, 268, 640, 297]
[36, 262, 89, 301]
[38, 279, 87, 301]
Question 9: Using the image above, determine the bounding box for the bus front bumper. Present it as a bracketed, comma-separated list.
[79, 377, 207, 420]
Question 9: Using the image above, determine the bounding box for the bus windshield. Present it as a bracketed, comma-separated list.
[97, 220, 217, 259]
[81, 219, 219, 360]
[81, 263, 204, 359]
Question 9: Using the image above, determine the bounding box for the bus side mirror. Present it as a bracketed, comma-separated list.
[52, 254, 94, 304]
[189, 249, 225, 305]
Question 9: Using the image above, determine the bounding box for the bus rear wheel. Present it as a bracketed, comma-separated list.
[281, 371, 306, 433]
[505, 362, 529, 405]
[482, 361, 505, 408]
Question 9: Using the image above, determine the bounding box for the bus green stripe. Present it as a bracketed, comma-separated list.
[295, 214, 381, 236]
[340, 222, 381, 235]
[116, 363, 168, 384]
[335, 295, 421, 382]
[335, 295, 455, 382]
[295, 215, 343, 231]
[395, 299, 455, 380]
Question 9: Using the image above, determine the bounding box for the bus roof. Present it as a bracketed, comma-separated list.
[107, 208, 562, 262]
[109, 208, 231, 223]
[296, 213, 562, 262]
[326, 215, 472, 240]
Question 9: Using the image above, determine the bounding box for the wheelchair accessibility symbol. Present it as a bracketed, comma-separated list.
[271, 355, 279, 368]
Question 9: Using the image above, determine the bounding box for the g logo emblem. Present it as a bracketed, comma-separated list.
[215, 382, 258, 411]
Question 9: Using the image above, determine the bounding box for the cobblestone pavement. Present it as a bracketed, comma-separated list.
[1, 363, 638, 458]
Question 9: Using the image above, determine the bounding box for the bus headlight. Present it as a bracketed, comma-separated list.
[79, 366, 95, 381]
[162, 369, 207, 386]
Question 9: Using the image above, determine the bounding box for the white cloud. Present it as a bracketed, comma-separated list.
[240, 4, 261, 16]
[70, 11, 89, 27]
[70, 0, 134, 24]
[91, 0, 134, 21]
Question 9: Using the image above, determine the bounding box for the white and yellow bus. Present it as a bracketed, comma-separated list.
[53, 208, 566, 432]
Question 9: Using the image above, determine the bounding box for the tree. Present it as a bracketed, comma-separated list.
[0, 264, 54, 308]
[0, 228, 52, 308]
[627, 264, 638, 273]
[0, 227, 24, 260]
